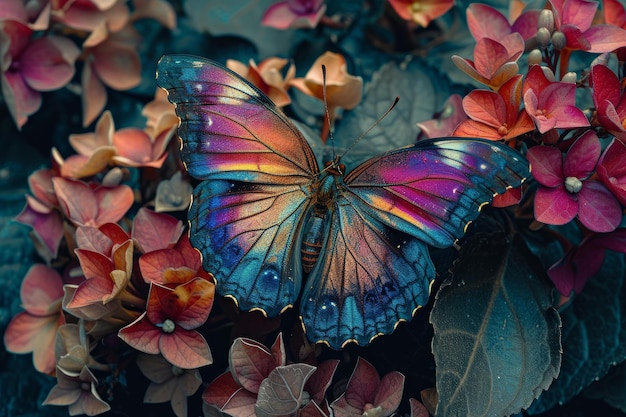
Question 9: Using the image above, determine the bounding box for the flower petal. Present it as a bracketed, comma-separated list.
[20, 36, 79, 91]
[160, 330, 213, 369]
[118, 313, 162, 354]
[563, 131, 600, 179]
[534, 185, 578, 225]
[527, 145, 564, 187]
[577, 180, 622, 232]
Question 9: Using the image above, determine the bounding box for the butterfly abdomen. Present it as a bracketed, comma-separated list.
[301, 206, 327, 273]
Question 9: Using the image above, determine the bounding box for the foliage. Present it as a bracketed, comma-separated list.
[1, 0, 626, 417]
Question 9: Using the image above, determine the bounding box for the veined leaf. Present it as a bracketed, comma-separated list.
[431, 233, 561, 417]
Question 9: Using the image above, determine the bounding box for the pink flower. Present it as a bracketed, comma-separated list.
[590, 63, 626, 141]
[0, 21, 79, 128]
[417, 94, 467, 139]
[0, 0, 50, 29]
[66, 239, 137, 310]
[261, 0, 326, 30]
[331, 357, 405, 417]
[15, 169, 64, 262]
[52, 177, 134, 227]
[527, 130, 622, 232]
[3, 264, 66, 374]
[454, 75, 535, 141]
[51, 0, 129, 33]
[550, 0, 626, 53]
[227, 57, 295, 107]
[136, 353, 202, 417]
[522, 65, 589, 134]
[118, 278, 215, 369]
[387, 0, 454, 27]
[43, 366, 111, 416]
[603, 0, 626, 60]
[451, 33, 524, 90]
[465, 3, 540, 42]
[81, 26, 141, 126]
[597, 138, 626, 205]
[548, 229, 626, 296]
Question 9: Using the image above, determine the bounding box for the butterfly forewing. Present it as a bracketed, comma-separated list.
[157, 55, 319, 183]
[157, 55, 319, 315]
[344, 138, 530, 247]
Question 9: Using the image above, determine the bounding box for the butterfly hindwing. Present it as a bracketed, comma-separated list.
[189, 179, 312, 315]
[300, 194, 435, 348]
[344, 138, 530, 247]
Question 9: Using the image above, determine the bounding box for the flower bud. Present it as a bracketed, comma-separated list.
[538, 9, 555, 32]
[537, 27, 551, 47]
[562, 71, 578, 83]
[551, 31, 567, 50]
[528, 49, 543, 65]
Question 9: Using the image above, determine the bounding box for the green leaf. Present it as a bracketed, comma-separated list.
[528, 249, 626, 414]
[431, 234, 561, 417]
[584, 360, 626, 413]
[333, 59, 451, 169]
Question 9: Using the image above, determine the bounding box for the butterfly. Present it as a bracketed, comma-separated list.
[156, 54, 530, 349]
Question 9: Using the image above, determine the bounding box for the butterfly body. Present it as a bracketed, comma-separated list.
[157, 55, 530, 349]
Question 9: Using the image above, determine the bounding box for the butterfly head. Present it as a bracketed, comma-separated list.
[322, 157, 345, 177]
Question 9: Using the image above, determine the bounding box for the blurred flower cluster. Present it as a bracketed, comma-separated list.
[3, 0, 626, 416]
[0, 0, 176, 129]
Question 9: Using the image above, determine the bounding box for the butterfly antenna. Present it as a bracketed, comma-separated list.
[321, 65, 335, 158]
[339, 96, 400, 159]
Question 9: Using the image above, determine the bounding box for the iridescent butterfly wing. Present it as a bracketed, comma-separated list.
[157, 55, 320, 315]
[299, 139, 530, 347]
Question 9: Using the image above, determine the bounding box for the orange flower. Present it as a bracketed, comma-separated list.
[227, 57, 295, 107]
[388, 0, 455, 27]
[291, 52, 362, 111]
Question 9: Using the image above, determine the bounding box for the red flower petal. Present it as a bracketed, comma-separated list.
[93, 184, 134, 225]
[453, 119, 502, 140]
[75, 249, 114, 280]
[462, 89, 506, 128]
[203, 372, 257, 414]
[374, 371, 405, 415]
[591, 64, 621, 107]
[577, 180, 622, 232]
[586, 24, 626, 53]
[20, 36, 79, 91]
[466, 3, 512, 41]
[1, 70, 42, 129]
[53, 177, 98, 226]
[563, 131, 600, 179]
[132, 208, 184, 253]
[118, 313, 161, 354]
[229, 337, 277, 394]
[159, 330, 212, 369]
[598, 138, 626, 205]
[534, 185, 578, 225]
[344, 357, 380, 408]
[3, 312, 63, 374]
[15, 197, 63, 262]
[20, 264, 64, 315]
[527, 145, 564, 187]
[474, 38, 511, 78]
